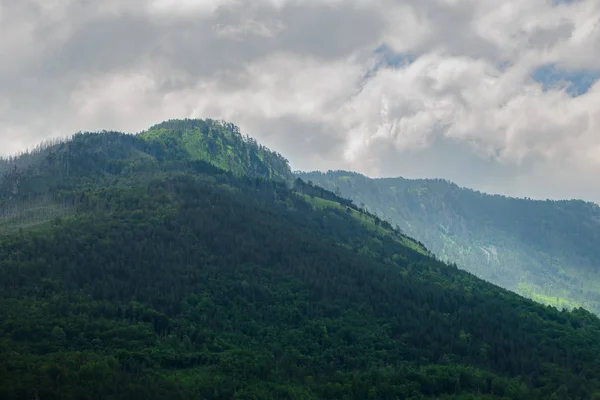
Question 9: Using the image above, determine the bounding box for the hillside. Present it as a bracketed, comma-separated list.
[2, 120, 600, 399]
[298, 170, 600, 313]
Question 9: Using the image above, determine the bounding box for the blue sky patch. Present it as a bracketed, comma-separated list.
[373, 44, 415, 69]
[532, 64, 600, 96]
[362, 44, 414, 82]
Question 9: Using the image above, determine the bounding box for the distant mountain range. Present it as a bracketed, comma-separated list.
[298, 170, 600, 313]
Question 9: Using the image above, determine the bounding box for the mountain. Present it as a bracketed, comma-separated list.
[297, 170, 600, 313]
[2, 120, 600, 399]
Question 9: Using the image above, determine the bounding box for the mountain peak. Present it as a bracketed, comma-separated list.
[141, 118, 292, 182]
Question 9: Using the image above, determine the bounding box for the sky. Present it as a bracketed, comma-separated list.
[1, 0, 600, 201]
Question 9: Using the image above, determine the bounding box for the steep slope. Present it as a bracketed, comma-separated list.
[298, 170, 600, 313]
[2, 122, 600, 399]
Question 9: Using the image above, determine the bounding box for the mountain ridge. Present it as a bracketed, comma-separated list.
[298, 169, 600, 313]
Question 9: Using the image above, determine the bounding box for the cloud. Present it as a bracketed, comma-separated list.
[1, 0, 600, 201]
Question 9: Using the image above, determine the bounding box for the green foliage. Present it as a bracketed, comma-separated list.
[299, 170, 600, 313]
[2, 121, 600, 398]
[141, 119, 293, 182]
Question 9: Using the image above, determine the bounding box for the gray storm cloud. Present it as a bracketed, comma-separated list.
[1, 0, 600, 201]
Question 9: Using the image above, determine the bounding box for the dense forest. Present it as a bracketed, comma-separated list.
[2, 119, 600, 399]
[298, 170, 600, 313]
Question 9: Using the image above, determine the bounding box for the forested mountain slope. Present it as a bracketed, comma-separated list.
[2, 120, 600, 399]
[298, 170, 600, 313]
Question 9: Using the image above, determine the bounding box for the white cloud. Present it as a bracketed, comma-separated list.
[213, 18, 284, 39]
[1, 0, 600, 201]
[147, 0, 238, 16]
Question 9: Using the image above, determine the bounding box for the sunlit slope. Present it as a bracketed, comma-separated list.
[141, 119, 293, 182]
